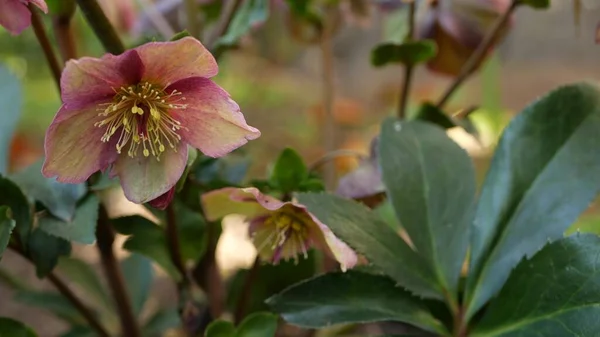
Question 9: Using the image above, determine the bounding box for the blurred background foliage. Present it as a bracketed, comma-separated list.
[1, 0, 600, 335]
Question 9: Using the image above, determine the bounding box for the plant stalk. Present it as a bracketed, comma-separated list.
[320, 5, 337, 190]
[76, 0, 125, 55]
[29, 4, 62, 89]
[397, 0, 416, 119]
[233, 257, 260, 324]
[52, 13, 78, 62]
[96, 205, 142, 337]
[436, 0, 518, 109]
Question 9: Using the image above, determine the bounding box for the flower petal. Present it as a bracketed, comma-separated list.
[0, 0, 31, 35]
[168, 77, 261, 157]
[136, 37, 218, 85]
[112, 142, 188, 204]
[61, 49, 143, 108]
[148, 186, 176, 210]
[29, 0, 48, 13]
[299, 203, 358, 271]
[42, 104, 118, 183]
[201, 187, 271, 221]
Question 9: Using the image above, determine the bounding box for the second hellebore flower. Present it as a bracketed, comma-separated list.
[0, 0, 47, 35]
[202, 187, 358, 271]
[42, 37, 260, 204]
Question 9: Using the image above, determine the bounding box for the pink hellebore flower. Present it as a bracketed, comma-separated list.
[201, 187, 358, 271]
[0, 0, 48, 35]
[42, 37, 260, 204]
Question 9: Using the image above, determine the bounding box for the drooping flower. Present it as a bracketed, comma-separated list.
[0, 0, 47, 35]
[42, 37, 260, 204]
[201, 187, 358, 271]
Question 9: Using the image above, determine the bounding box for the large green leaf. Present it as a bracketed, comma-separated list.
[471, 234, 600, 336]
[206, 320, 236, 337]
[466, 83, 600, 318]
[236, 312, 278, 337]
[216, 0, 269, 47]
[112, 216, 180, 281]
[38, 194, 98, 244]
[57, 257, 113, 312]
[0, 66, 22, 175]
[379, 119, 476, 296]
[267, 271, 446, 334]
[121, 253, 153, 315]
[11, 160, 86, 222]
[27, 229, 71, 278]
[174, 201, 207, 262]
[14, 290, 83, 324]
[142, 309, 180, 336]
[0, 176, 31, 244]
[0, 206, 15, 259]
[0, 317, 37, 337]
[296, 193, 439, 298]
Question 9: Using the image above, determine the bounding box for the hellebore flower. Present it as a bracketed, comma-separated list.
[202, 187, 358, 270]
[0, 0, 47, 35]
[42, 37, 260, 204]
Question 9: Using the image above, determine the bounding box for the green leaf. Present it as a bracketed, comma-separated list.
[0, 66, 22, 176]
[0, 206, 15, 259]
[11, 160, 86, 222]
[142, 309, 180, 336]
[519, 0, 550, 9]
[14, 291, 83, 324]
[121, 253, 153, 315]
[371, 40, 437, 67]
[89, 171, 119, 192]
[170, 30, 191, 41]
[205, 320, 236, 337]
[38, 194, 98, 244]
[267, 271, 446, 334]
[379, 119, 476, 296]
[0, 176, 31, 244]
[0, 317, 37, 337]
[176, 147, 198, 192]
[472, 234, 600, 336]
[112, 216, 181, 281]
[60, 326, 95, 337]
[216, 0, 269, 47]
[57, 257, 112, 312]
[296, 193, 440, 299]
[270, 148, 308, 193]
[27, 229, 71, 278]
[174, 201, 207, 262]
[236, 312, 278, 337]
[284, 0, 322, 27]
[466, 83, 600, 319]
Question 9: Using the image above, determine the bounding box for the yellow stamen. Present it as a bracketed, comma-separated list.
[95, 81, 187, 160]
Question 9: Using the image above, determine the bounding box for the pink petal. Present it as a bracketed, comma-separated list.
[0, 0, 31, 35]
[61, 49, 143, 108]
[42, 104, 118, 183]
[29, 0, 48, 13]
[136, 37, 218, 86]
[201, 187, 271, 221]
[112, 142, 188, 204]
[167, 77, 260, 157]
[298, 202, 359, 271]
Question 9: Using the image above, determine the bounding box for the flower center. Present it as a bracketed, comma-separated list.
[94, 82, 187, 160]
[253, 206, 312, 264]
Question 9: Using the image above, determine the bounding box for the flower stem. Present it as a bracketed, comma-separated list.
[192, 221, 225, 319]
[96, 205, 142, 337]
[52, 6, 78, 62]
[320, 5, 337, 190]
[29, 4, 62, 90]
[435, 0, 519, 109]
[233, 257, 260, 324]
[75, 0, 125, 55]
[166, 204, 187, 283]
[397, 0, 416, 119]
[8, 244, 110, 337]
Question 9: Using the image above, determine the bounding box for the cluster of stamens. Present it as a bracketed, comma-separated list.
[94, 82, 187, 160]
[253, 207, 311, 264]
